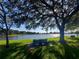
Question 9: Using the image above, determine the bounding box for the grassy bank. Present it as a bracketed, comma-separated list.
[0, 37, 79, 59]
[0, 39, 33, 46]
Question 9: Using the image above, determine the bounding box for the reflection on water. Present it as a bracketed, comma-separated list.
[9, 34, 60, 40]
[0, 34, 79, 40]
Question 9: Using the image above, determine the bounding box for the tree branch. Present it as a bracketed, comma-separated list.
[8, 22, 13, 29]
[66, 4, 79, 20]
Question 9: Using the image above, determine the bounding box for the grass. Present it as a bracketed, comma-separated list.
[0, 37, 79, 59]
[0, 39, 33, 46]
[8, 34, 19, 37]
[8, 34, 24, 37]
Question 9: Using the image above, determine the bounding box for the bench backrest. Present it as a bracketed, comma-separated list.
[33, 39, 47, 43]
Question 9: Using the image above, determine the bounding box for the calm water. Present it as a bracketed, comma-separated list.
[0, 34, 79, 40]
[8, 34, 79, 40]
[9, 34, 60, 40]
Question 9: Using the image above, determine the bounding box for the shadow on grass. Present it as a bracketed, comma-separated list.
[67, 37, 79, 44]
[0, 43, 32, 59]
[62, 44, 79, 59]
[0, 41, 79, 59]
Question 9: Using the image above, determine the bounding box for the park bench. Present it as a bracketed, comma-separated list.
[28, 39, 49, 48]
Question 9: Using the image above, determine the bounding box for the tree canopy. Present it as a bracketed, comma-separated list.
[4, 0, 79, 30]
[66, 11, 79, 30]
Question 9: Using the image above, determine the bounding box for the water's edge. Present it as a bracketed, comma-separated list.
[0, 34, 79, 40]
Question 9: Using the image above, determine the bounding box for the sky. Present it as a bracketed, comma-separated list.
[11, 24, 59, 33]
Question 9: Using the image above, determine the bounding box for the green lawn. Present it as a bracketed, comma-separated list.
[0, 39, 33, 46]
[0, 37, 79, 59]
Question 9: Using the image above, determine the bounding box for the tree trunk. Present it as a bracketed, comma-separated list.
[59, 24, 66, 44]
[5, 29, 9, 48]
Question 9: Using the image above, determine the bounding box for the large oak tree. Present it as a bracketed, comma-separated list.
[2, 0, 79, 45]
[28, 0, 79, 43]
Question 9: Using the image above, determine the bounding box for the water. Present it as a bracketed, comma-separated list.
[0, 34, 79, 40]
[10, 34, 59, 40]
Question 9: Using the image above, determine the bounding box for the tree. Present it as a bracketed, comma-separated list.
[0, 1, 14, 48]
[5, 0, 79, 44]
[27, 0, 79, 43]
[0, 0, 36, 47]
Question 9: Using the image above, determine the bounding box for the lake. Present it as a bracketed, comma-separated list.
[8, 34, 59, 40]
[0, 34, 79, 40]
[8, 34, 79, 40]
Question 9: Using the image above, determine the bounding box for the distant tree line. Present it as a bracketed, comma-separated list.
[0, 29, 39, 35]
